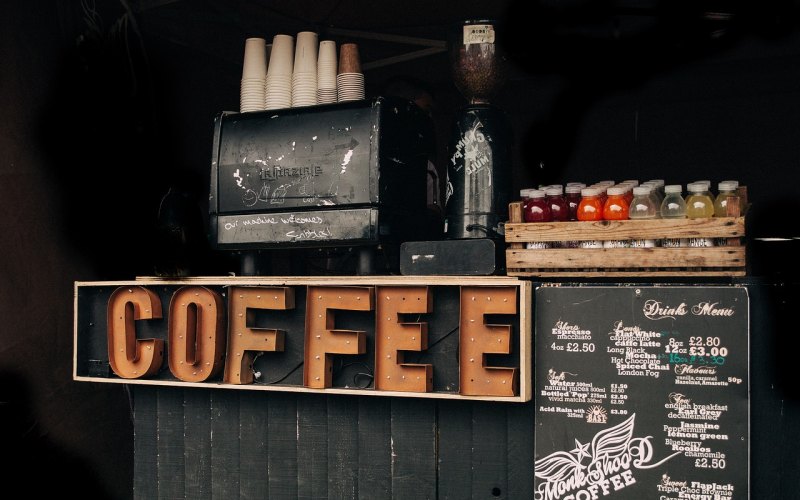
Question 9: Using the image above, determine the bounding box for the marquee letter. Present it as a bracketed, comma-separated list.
[224, 286, 294, 384]
[107, 286, 164, 379]
[303, 286, 374, 389]
[459, 286, 518, 396]
[168, 286, 225, 382]
[374, 286, 433, 392]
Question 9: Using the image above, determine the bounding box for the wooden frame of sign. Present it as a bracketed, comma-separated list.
[74, 275, 532, 402]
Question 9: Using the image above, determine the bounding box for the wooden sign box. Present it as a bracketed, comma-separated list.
[74, 275, 532, 402]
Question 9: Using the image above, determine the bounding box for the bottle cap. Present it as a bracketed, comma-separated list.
[687, 182, 706, 193]
[581, 187, 599, 197]
[664, 184, 683, 194]
[565, 185, 583, 194]
[718, 181, 738, 192]
[529, 189, 546, 198]
[606, 187, 625, 196]
[632, 186, 651, 196]
[545, 187, 563, 197]
[720, 180, 739, 190]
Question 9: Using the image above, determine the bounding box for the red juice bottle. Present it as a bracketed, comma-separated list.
[545, 186, 569, 222]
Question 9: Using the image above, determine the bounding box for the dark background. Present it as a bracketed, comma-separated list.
[2, 0, 800, 498]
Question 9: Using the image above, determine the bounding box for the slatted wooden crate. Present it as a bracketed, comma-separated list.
[504, 200, 747, 277]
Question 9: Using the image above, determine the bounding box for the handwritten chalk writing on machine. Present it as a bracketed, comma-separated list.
[208, 97, 435, 273]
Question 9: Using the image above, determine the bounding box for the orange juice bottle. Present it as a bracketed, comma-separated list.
[602, 187, 629, 220]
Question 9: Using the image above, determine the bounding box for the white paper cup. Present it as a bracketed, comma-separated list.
[293, 31, 319, 74]
[242, 38, 268, 79]
[268, 34, 295, 76]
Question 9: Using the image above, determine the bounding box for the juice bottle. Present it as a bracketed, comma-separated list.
[577, 187, 604, 221]
[686, 182, 715, 219]
[577, 187, 603, 248]
[660, 184, 687, 218]
[713, 180, 740, 245]
[713, 180, 740, 217]
[545, 186, 569, 222]
[523, 189, 552, 248]
[523, 189, 552, 223]
[628, 186, 657, 247]
[602, 187, 629, 220]
[685, 182, 715, 247]
[564, 185, 583, 221]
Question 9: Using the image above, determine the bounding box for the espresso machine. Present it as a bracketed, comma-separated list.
[208, 97, 436, 275]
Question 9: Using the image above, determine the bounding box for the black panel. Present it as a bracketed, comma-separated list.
[472, 402, 508, 499]
[437, 400, 474, 500]
[267, 393, 299, 498]
[132, 387, 158, 500]
[297, 394, 328, 499]
[357, 397, 392, 499]
[210, 390, 240, 498]
[391, 398, 437, 498]
[184, 389, 213, 499]
[327, 395, 359, 498]
[239, 391, 269, 498]
[157, 388, 185, 498]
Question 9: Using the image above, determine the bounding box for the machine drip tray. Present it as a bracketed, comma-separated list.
[399, 239, 503, 276]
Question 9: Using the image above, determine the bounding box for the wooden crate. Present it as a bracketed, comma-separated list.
[504, 201, 747, 277]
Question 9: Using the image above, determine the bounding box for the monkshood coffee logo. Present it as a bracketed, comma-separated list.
[534, 414, 680, 500]
[643, 300, 735, 320]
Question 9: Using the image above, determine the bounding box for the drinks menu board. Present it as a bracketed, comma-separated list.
[534, 285, 749, 500]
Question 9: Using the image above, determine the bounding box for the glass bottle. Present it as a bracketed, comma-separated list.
[628, 186, 657, 247]
[640, 182, 663, 217]
[523, 189, 552, 223]
[603, 187, 629, 221]
[577, 187, 603, 248]
[713, 180, 740, 246]
[545, 186, 569, 222]
[564, 185, 583, 221]
[660, 184, 687, 218]
[523, 189, 552, 249]
[685, 182, 715, 247]
[714, 180, 740, 217]
[686, 182, 715, 219]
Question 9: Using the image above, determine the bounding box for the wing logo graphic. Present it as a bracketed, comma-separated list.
[534, 414, 680, 500]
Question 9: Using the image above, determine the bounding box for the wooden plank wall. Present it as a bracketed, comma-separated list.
[132, 386, 535, 499]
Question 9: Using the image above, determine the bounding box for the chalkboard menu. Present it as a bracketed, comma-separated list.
[534, 285, 749, 500]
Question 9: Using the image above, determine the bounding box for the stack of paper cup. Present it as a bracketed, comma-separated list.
[265, 34, 294, 110]
[240, 37, 267, 113]
[291, 31, 319, 107]
[317, 40, 338, 104]
[337, 43, 365, 102]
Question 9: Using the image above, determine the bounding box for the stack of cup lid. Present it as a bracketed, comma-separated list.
[240, 37, 268, 113]
[291, 31, 319, 108]
[265, 34, 294, 110]
[317, 40, 338, 104]
[337, 43, 365, 102]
